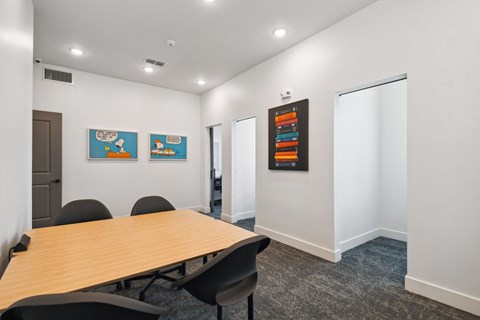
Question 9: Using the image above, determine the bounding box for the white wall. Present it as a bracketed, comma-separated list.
[336, 80, 407, 252]
[232, 118, 256, 221]
[200, 0, 480, 315]
[33, 64, 201, 216]
[379, 81, 407, 236]
[337, 88, 380, 249]
[0, 0, 33, 273]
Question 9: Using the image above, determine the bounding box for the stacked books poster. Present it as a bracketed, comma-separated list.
[268, 99, 309, 170]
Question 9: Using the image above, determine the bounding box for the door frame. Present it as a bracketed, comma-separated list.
[204, 124, 222, 215]
[231, 116, 256, 223]
[333, 74, 407, 261]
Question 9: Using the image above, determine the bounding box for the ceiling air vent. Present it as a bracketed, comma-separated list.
[44, 68, 73, 84]
[145, 58, 166, 67]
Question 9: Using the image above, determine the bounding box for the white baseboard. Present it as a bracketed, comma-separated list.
[220, 211, 255, 223]
[340, 227, 407, 253]
[179, 206, 209, 213]
[255, 225, 340, 262]
[405, 275, 480, 316]
[340, 228, 381, 252]
[379, 228, 407, 242]
[235, 210, 255, 221]
[221, 212, 233, 223]
[119, 206, 207, 216]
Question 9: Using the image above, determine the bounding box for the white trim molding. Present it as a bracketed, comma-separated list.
[339, 227, 407, 253]
[179, 206, 207, 213]
[255, 225, 340, 262]
[379, 228, 407, 242]
[221, 212, 234, 223]
[235, 210, 255, 221]
[197, 206, 211, 214]
[405, 275, 480, 316]
[340, 228, 380, 253]
[220, 211, 255, 223]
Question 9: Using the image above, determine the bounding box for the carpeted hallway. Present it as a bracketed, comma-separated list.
[94, 218, 478, 319]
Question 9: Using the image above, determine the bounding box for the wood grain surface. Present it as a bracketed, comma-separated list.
[0, 209, 255, 311]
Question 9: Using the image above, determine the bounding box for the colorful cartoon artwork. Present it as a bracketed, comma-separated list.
[88, 129, 138, 160]
[149, 134, 187, 160]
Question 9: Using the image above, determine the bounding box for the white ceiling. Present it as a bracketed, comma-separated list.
[33, 0, 378, 95]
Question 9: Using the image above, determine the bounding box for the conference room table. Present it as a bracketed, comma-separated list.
[0, 209, 256, 311]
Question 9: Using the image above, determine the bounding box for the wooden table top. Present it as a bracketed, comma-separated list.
[0, 209, 256, 311]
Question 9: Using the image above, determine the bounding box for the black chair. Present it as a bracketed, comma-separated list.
[130, 195, 175, 216]
[52, 199, 112, 226]
[0, 292, 165, 320]
[171, 235, 270, 320]
[51, 199, 121, 290]
[125, 196, 186, 301]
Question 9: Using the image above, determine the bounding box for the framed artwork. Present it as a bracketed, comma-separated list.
[268, 99, 309, 171]
[149, 133, 187, 160]
[88, 129, 138, 160]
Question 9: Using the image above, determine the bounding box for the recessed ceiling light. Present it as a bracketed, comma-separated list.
[197, 79, 206, 85]
[143, 66, 154, 73]
[205, 0, 215, 2]
[273, 28, 287, 38]
[69, 48, 84, 56]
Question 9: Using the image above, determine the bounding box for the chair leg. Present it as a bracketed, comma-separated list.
[248, 294, 254, 320]
[115, 281, 123, 291]
[181, 262, 186, 276]
[139, 271, 159, 301]
[204, 253, 218, 265]
[217, 305, 222, 320]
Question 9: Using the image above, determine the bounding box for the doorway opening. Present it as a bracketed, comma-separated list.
[334, 75, 407, 258]
[232, 117, 256, 226]
[208, 125, 222, 219]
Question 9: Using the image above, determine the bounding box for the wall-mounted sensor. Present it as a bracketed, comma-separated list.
[166, 40, 176, 47]
[281, 89, 292, 99]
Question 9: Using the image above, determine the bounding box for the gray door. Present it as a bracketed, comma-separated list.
[32, 110, 62, 228]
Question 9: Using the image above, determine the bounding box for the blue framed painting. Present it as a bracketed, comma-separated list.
[88, 129, 138, 160]
[149, 133, 187, 160]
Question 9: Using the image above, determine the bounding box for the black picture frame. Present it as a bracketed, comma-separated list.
[268, 99, 309, 171]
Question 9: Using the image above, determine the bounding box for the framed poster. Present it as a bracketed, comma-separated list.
[88, 129, 138, 160]
[149, 133, 187, 160]
[268, 99, 309, 171]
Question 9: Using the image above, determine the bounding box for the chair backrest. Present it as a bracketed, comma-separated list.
[130, 196, 175, 216]
[0, 292, 163, 320]
[52, 199, 112, 226]
[171, 235, 270, 305]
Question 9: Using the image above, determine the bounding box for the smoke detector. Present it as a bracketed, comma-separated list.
[166, 40, 176, 47]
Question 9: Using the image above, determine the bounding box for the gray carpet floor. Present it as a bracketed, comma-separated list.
[210, 202, 222, 220]
[94, 218, 479, 319]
